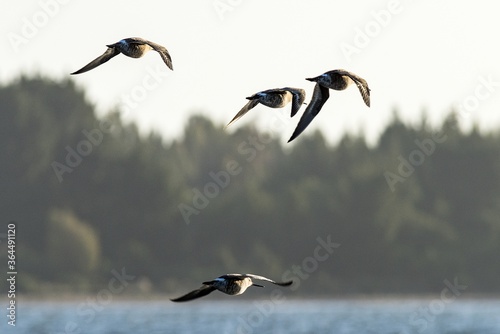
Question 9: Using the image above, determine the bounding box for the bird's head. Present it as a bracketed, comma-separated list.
[306, 73, 327, 82]
[246, 92, 264, 100]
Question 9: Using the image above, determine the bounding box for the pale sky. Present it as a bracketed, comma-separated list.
[2, 0, 500, 145]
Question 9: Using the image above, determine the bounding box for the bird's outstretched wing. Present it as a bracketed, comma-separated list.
[170, 285, 216, 302]
[283, 87, 306, 117]
[71, 47, 121, 75]
[288, 82, 330, 143]
[225, 99, 260, 127]
[242, 274, 293, 287]
[131, 37, 173, 71]
[334, 69, 370, 107]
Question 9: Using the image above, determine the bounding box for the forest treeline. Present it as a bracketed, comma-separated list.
[1, 76, 500, 296]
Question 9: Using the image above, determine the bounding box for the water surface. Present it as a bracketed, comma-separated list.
[2, 298, 499, 334]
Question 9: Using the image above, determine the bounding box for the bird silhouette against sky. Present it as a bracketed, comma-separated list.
[170, 273, 293, 302]
[226, 87, 306, 127]
[71, 37, 173, 75]
[288, 69, 370, 142]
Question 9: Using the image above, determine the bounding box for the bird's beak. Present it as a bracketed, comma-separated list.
[307, 74, 325, 82]
[202, 280, 214, 285]
[252, 283, 264, 288]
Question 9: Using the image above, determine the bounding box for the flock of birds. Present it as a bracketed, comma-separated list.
[71, 37, 371, 144]
[71, 37, 371, 301]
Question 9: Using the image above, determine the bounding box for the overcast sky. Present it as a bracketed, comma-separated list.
[2, 0, 500, 145]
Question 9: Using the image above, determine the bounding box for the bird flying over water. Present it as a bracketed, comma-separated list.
[226, 87, 306, 127]
[288, 69, 370, 143]
[170, 273, 293, 302]
[71, 37, 173, 75]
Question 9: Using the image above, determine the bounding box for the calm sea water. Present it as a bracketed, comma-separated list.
[1, 299, 499, 334]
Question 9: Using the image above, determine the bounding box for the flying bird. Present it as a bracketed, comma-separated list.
[288, 82, 330, 142]
[71, 37, 173, 75]
[288, 69, 370, 143]
[170, 273, 293, 302]
[226, 87, 306, 127]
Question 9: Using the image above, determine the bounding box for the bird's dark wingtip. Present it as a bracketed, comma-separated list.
[288, 123, 305, 142]
[288, 123, 308, 143]
[170, 295, 194, 302]
[273, 280, 294, 286]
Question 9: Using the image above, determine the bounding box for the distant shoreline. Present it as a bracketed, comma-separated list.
[3, 293, 500, 303]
